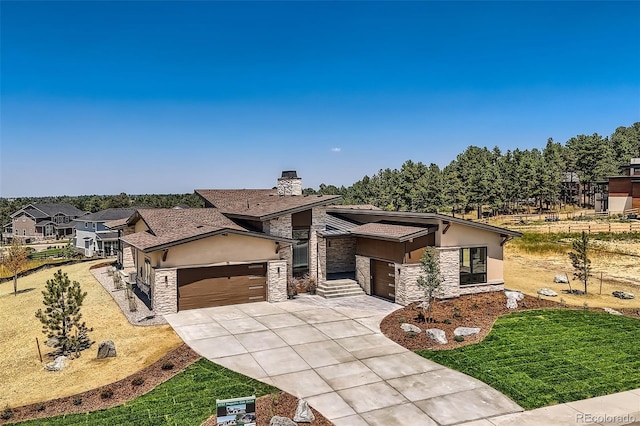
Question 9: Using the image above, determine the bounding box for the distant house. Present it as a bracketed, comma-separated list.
[108, 171, 522, 315]
[73, 208, 136, 257]
[599, 158, 640, 214]
[7, 203, 87, 243]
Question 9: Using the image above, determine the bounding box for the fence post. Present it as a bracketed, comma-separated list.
[599, 272, 603, 295]
[609, 223, 611, 233]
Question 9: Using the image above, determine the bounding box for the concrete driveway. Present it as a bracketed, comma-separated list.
[165, 295, 522, 425]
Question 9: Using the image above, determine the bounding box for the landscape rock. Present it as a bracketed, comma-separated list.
[44, 355, 67, 372]
[612, 291, 635, 300]
[293, 399, 315, 423]
[401, 323, 421, 333]
[454, 327, 481, 337]
[505, 291, 524, 309]
[553, 274, 569, 284]
[603, 307, 623, 316]
[537, 288, 558, 297]
[45, 337, 59, 348]
[269, 416, 297, 426]
[97, 340, 117, 359]
[426, 328, 448, 344]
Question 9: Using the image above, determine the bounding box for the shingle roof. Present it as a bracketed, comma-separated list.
[350, 223, 435, 242]
[195, 189, 341, 220]
[120, 208, 291, 251]
[320, 215, 360, 237]
[95, 231, 119, 241]
[75, 208, 136, 222]
[104, 217, 129, 230]
[32, 203, 86, 217]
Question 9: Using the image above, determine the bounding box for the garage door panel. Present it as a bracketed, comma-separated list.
[372, 260, 395, 302]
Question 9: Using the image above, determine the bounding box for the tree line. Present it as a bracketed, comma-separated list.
[304, 123, 640, 216]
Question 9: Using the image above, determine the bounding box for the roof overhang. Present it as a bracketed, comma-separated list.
[223, 196, 343, 221]
[350, 225, 438, 242]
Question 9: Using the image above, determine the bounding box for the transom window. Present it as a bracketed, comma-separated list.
[460, 247, 487, 285]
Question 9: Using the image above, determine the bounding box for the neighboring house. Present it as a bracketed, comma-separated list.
[599, 158, 640, 214]
[109, 170, 522, 314]
[73, 208, 137, 257]
[6, 203, 87, 243]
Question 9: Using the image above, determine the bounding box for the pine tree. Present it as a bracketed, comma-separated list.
[568, 232, 591, 294]
[416, 247, 443, 323]
[35, 269, 94, 356]
[1, 240, 29, 296]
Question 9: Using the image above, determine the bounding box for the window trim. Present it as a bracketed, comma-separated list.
[459, 246, 487, 286]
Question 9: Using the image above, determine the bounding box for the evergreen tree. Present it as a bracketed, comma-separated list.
[416, 247, 443, 323]
[1, 240, 29, 296]
[568, 232, 591, 295]
[35, 270, 94, 356]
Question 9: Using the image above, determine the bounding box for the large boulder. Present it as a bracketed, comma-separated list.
[505, 291, 524, 309]
[612, 291, 635, 300]
[454, 327, 481, 337]
[537, 288, 558, 297]
[401, 323, 421, 333]
[603, 307, 623, 316]
[293, 399, 315, 423]
[269, 416, 296, 426]
[426, 328, 447, 344]
[553, 274, 569, 284]
[97, 340, 117, 359]
[44, 356, 67, 372]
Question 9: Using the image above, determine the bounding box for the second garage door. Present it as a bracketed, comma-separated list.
[371, 259, 395, 302]
[177, 263, 266, 311]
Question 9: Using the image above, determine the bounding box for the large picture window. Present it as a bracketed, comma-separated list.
[460, 247, 487, 285]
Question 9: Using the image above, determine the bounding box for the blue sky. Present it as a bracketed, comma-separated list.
[1, 1, 639, 197]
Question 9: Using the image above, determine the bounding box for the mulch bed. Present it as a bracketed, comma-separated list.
[2, 344, 331, 426]
[380, 291, 640, 351]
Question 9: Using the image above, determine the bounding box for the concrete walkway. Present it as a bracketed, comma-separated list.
[165, 295, 523, 425]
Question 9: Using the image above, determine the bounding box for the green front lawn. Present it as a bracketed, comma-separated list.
[16, 359, 277, 425]
[417, 309, 640, 410]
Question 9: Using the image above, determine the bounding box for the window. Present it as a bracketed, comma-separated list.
[92, 222, 96, 230]
[460, 247, 487, 285]
[85, 222, 88, 229]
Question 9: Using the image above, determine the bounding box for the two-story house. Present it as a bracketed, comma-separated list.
[73, 208, 137, 257]
[8, 203, 87, 243]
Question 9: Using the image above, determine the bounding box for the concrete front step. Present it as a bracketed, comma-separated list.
[317, 279, 365, 299]
[318, 289, 366, 299]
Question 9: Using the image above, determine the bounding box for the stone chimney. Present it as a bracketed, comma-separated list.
[277, 170, 302, 196]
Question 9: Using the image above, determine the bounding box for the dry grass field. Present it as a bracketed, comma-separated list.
[0, 260, 182, 408]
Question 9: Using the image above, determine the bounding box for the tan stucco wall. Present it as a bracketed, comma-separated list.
[608, 196, 632, 213]
[437, 222, 504, 283]
[145, 233, 279, 269]
[134, 220, 149, 233]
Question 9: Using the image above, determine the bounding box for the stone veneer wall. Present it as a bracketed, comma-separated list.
[459, 282, 504, 296]
[267, 259, 288, 302]
[309, 207, 326, 282]
[355, 255, 371, 294]
[326, 236, 357, 274]
[394, 263, 424, 306]
[152, 268, 178, 315]
[264, 214, 293, 280]
[438, 247, 461, 298]
[317, 234, 327, 282]
[122, 243, 135, 270]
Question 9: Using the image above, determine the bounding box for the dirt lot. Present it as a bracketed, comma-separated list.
[0, 260, 182, 408]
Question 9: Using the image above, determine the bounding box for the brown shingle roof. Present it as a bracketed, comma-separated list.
[104, 217, 129, 229]
[350, 223, 435, 242]
[195, 189, 341, 220]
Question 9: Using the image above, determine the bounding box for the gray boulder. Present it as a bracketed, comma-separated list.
[45, 337, 59, 348]
[44, 356, 67, 372]
[97, 340, 117, 359]
[269, 416, 296, 426]
[401, 323, 421, 333]
[553, 274, 569, 284]
[505, 291, 524, 309]
[612, 291, 635, 300]
[537, 288, 558, 297]
[293, 399, 315, 423]
[603, 307, 623, 316]
[454, 327, 481, 337]
[426, 328, 448, 344]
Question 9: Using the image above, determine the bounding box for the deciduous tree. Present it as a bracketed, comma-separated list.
[1, 240, 29, 296]
[416, 247, 443, 323]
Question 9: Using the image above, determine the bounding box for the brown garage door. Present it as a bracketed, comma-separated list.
[177, 263, 266, 311]
[371, 259, 395, 302]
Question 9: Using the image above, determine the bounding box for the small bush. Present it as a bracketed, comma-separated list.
[454, 335, 465, 342]
[559, 297, 566, 308]
[100, 389, 114, 400]
[36, 403, 46, 412]
[72, 396, 82, 406]
[1, 406, 13, 420]
[161, 361, 174, 370]
[443, 318, 452, 324]
[583, 302, 589, 310]
[397, 317, 406, 324]
[416, 312, 426, 323]
[472, 302, 480, 309]
[406, 331, 417, 338]
[131, 377, 145, 386]
[453, 307, 462, 318]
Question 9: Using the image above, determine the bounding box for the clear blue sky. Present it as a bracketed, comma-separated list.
[1, 1, 639, 197]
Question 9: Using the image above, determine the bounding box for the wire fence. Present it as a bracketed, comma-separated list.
[509, 222, 640, 234]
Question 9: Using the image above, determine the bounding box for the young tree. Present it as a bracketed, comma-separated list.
[35, 269, 93, 356]
[568, 231, 591, 294]
[416, 247, 443, 323]
[1, 240, 29, 296]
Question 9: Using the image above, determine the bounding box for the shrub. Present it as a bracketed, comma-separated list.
[131, 377, 145, 386]
[453, 307, 462, 318]
[443, 318, 452, 324]
[1, 406, 13, 420]
[161, 361, 174, 370]
[583, 302, 589, 310]
[397, 317, 406, 324]
[100, 389, 114, 400]
[472, 302, 480, 309]
[416, 312, 426, 323]
[454, 335, 465, 342]
[72, 396, 82, 406]
[406, 331, 418, 338]
[36, 403, 46, 412]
